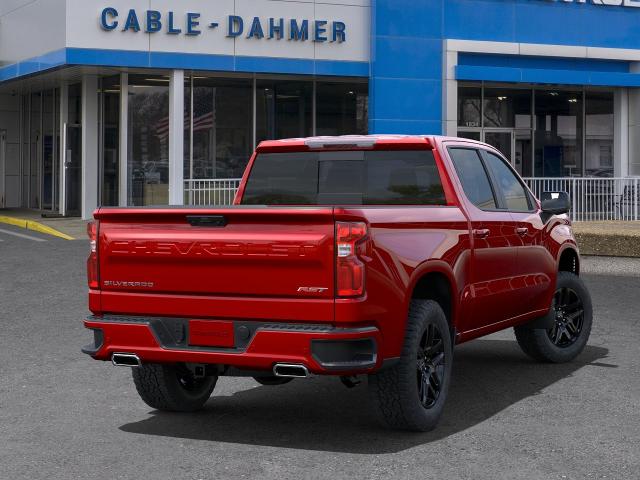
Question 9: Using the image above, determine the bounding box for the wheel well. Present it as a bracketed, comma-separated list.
[411, 272, 453, 327]
[559, 248, 580, 275]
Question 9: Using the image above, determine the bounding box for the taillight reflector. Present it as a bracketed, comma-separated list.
[87, 221, 99, 289]
[336, 221, 367, 298]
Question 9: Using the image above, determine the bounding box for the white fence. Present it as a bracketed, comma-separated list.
[523, 177, 639, 222]
[184, 179, 241, 206]
[184, 177, 640, 222]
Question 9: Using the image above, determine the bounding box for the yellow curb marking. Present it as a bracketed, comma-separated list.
[0, 215, 75, 240]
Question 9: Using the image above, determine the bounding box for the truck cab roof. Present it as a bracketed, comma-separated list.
[256, 135, 489, 153]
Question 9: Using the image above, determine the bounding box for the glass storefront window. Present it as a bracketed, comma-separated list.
[127, 75, 169, 206]
[458, 85, 481, 128]
[484, 87, 531, 129]
[256, 80, 313, 143]
[316, 81, 368, 136]
[184, 77, 253, 180]
[42, 90, 55, 211]
[457, 84, 616, 178]
[534, 90, 583, 177]
[101, 76, 120, 206]
[585, 91, 614, 177]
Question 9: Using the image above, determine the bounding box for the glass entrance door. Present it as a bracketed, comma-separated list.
[64, 124, 82, 216]
[41, 89, 59, 213]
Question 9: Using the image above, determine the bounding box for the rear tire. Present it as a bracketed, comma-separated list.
[368, 300, 453, 432]
[253, 376, 293, 386]
[132, 363, 217, 412]
[514, 271, 592, 363]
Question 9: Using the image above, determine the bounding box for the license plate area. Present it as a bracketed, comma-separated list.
[188, 320, 235, 348]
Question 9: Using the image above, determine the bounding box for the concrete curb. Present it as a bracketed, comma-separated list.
[0, 215, 75, 240]
[574, 231, 640, 258]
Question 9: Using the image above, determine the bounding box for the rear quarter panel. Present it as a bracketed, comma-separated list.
[335, 206, 472, 359]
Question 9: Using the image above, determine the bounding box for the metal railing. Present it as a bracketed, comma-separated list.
[523, 177, 639, 222]
[183, 176, 640, 222]
[184, 178, 241, 206]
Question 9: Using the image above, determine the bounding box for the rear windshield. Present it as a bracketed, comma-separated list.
[241, 150, 446, 205]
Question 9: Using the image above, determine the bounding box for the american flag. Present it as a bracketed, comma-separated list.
[155, 111, 215, 140]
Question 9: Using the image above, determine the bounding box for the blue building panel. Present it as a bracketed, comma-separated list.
[369, 0, 640, 135]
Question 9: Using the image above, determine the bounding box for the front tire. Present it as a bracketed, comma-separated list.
[132, 363, 217, 412]
[368, 300, 453, 432]
[515, 271, 593, 363]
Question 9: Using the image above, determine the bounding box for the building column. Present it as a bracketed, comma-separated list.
[443, 41, 458, 137]
[118, 72, 128, 206]
[58, 82, 68, 216]
[81, 75, 99, 220]
[614, 88, 629, 178]
[168, 69, 184, 205]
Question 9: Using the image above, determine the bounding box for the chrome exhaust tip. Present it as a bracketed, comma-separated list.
[111, 353, 141, 367]
[273, 363, 309, 378]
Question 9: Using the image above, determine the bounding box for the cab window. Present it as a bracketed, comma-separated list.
[481, 151, 532, 212]
[447, 147, 497, 210]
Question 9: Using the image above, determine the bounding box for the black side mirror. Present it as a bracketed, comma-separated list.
[541, 191, 571, 215]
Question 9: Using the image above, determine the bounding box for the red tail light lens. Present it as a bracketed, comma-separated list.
[336, 221, 367, 298]
[87, 221, 99, 289]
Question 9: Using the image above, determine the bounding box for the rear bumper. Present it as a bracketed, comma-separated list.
[82, 315, 382, 375]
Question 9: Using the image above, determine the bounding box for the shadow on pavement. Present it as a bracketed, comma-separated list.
[119, 340, 610, 454]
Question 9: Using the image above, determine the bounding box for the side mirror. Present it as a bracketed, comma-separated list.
[540, 191, 571, 215]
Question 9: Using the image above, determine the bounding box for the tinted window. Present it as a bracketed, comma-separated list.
[448, 148, 497, 210]
[482, 151, 531, 211]
[241, 150, 446, 205]
[365, 151, 445, 205]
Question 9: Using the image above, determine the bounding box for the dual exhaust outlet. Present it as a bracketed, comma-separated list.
[272, 363, 309, 378]
[111, 353, 141, 367]
[112, 354, 309, 378]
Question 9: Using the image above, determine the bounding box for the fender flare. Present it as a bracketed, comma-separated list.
[405, 259, 461, 331]
[557, 242, 580, 275]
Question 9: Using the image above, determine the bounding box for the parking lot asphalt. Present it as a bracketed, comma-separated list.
[0, 228, 638, 480]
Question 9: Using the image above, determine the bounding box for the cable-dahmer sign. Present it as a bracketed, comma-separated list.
[99, 7, 347, 43]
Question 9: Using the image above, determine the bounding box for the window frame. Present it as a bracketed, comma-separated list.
[478, 148, 537, 213]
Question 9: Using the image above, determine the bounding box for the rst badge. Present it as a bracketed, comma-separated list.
[297, 287, 329, 294]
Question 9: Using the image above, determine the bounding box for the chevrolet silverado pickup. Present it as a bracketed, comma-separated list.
[82, 135, 592, 431]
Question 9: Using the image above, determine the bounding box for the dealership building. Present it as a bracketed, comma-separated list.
[1, 0, 640, 219]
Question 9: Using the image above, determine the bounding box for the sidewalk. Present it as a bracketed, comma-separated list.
[573, 221, 640, 258]
[0, 208, 87, 240]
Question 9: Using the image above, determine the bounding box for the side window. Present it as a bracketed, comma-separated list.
[482, 151, 531, 211]
[448, 148, 497, 210]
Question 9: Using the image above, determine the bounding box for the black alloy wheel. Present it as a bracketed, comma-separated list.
[548, 287, 585, 348]
[417, 323, 446, 409]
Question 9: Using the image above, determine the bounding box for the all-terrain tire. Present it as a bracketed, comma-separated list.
[132, 363, 217, 412]
[368, 300, 453, 432]
[515, 271, 593, 363]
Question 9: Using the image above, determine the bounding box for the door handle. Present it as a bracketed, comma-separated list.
[516, 227, 529, 236]
[473, 228, 490, 239]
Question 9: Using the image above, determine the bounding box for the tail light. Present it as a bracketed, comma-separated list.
[87, 221, 99, 289]
[336, 221, 367, 298]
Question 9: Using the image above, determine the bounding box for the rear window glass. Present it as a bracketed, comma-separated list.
[241, 150, 446, 205]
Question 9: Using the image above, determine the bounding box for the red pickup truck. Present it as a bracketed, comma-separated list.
[82, 135, 592, 431]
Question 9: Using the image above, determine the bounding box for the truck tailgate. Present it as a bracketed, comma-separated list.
[95, 207, 336, 302]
